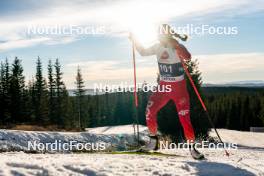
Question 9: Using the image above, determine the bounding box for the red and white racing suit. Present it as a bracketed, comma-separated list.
[136, 42, 195, 141]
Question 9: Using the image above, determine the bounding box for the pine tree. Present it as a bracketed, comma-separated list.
[0, 59, 11, 125]
[0, 62, 4, 124]
[47, 59, 56, 123]
[54, 58, 65, 127]
[74, 66, 86, 128]
[10, 57, 25, 123]
[54, 59, 62, 124]
[34, 57, 48, 124]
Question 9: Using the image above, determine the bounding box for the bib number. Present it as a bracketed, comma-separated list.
[158, 63, 184, 77]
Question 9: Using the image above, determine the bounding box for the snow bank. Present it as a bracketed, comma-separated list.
[1, 125, 263, 153]
[210, 129, 264, 149]
[0, 125, 148, 152]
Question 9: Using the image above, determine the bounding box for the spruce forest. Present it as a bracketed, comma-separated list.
[0, 57, 263, 139]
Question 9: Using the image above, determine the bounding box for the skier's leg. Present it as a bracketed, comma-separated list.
[172, 81, 204, 159]
[172, 80, 195, 141]
[143, 89, 170, 151]
[146, 90, 170, 136]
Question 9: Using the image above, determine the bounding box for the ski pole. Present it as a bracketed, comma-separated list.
[132, 38, 140, 145]
[179, 58, 230, 156]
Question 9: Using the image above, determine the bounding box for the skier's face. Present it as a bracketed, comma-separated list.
[158, 36, 178, 48]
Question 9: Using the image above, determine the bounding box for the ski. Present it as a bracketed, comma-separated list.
[123, 140, 205, 159]
[107, 150, 184, 157]
[106, 149, 205, 160]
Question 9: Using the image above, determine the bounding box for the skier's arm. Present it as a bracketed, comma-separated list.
[129, 33, 158, 56]
[134, 41, 158, 56]
[176, 43, 191, 60]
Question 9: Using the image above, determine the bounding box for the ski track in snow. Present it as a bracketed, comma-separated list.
[0, 125, 263, 176]
[0, 149, 263, 176]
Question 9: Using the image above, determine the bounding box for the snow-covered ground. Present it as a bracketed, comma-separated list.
[0, 125, 147, 152]
[0, 125, 263, 176]
[210, 129, 264, 148]
[0, 149, 263, 176]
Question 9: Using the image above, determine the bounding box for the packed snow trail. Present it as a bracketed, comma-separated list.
[0, 149, 263, 176]
[0, 125, 263, 175]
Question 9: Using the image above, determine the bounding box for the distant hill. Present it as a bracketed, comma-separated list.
[203, 80, 264, 88]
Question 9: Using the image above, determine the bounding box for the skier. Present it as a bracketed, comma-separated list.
[129, 24, 204, 159]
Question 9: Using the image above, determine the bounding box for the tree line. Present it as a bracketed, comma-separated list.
[0, 57, 77, 128]
[0, 57, 263, 139]
[205, 87, 264, 131]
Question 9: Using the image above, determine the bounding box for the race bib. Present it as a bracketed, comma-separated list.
[158, 62, 184, 77]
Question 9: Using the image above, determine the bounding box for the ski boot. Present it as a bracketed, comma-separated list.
[140, 135, 159, 151]
[189, 143, 205, 160]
